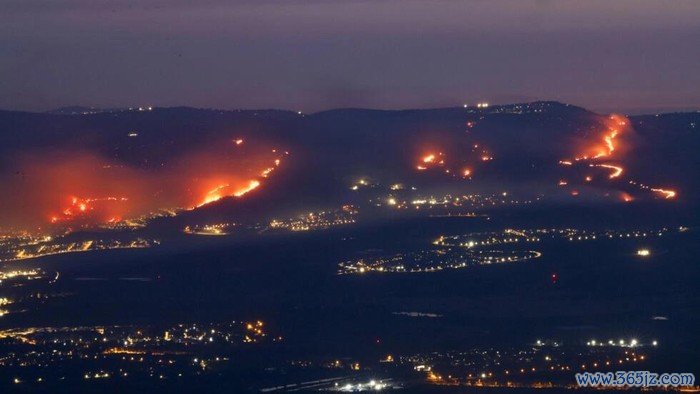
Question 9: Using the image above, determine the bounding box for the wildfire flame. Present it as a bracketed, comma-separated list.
[415, 142, 490, 181]
[650, 188, 676, 199]
[234, 180, 261, 197]
[195, 180, 261, 208]
[559, 114, 677, 201]
[590, 164, 623, 179]
[573, 115, 627, 162]
[50, 196, 129, 224]
[603, 130, 618, 155]
[0, 136, 287, 231]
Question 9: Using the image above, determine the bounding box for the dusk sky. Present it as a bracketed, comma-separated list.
[1, 0, 699, 113]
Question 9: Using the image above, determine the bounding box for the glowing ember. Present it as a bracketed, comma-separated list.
[415, 146, 491, 180]
[51, 196, 129, 224]
[422, 154, 436, 164]
[417, 152, 448, 170]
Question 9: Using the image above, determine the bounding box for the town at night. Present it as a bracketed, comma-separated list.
[1, 1, 699, 392]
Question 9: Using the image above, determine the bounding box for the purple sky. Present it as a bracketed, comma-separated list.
[1, 0, 699, 113]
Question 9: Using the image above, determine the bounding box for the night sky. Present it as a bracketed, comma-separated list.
[1, 0, 699, 113]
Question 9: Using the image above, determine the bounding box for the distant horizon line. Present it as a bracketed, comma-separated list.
[2, 100, 699, 117]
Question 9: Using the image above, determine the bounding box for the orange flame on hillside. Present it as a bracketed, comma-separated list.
[196, 180, 261, 208]
[590, 163, 623, 179]
[560, 114, 678, 201]
[0, 137, 287, 231]
[650, 188, 676, 199]
[50, 196, 129, 223]
[574, 115, 627, 161]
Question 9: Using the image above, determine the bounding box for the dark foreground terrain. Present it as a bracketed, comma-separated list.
[0, 103, 698, 392]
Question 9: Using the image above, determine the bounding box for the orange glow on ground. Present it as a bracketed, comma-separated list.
[50, 196, 130, 224]
[650, 188, 676, 199]
[560, 115, 678, 201]
[415, 145, 490, 180]
[416, 152, 448, 172]
[234, 180, 261, 197]
[195, 180, 262, 208]
[572, 115, 628, 162]
[0, 137, 286, 231]
[590, 163, 623, 179]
